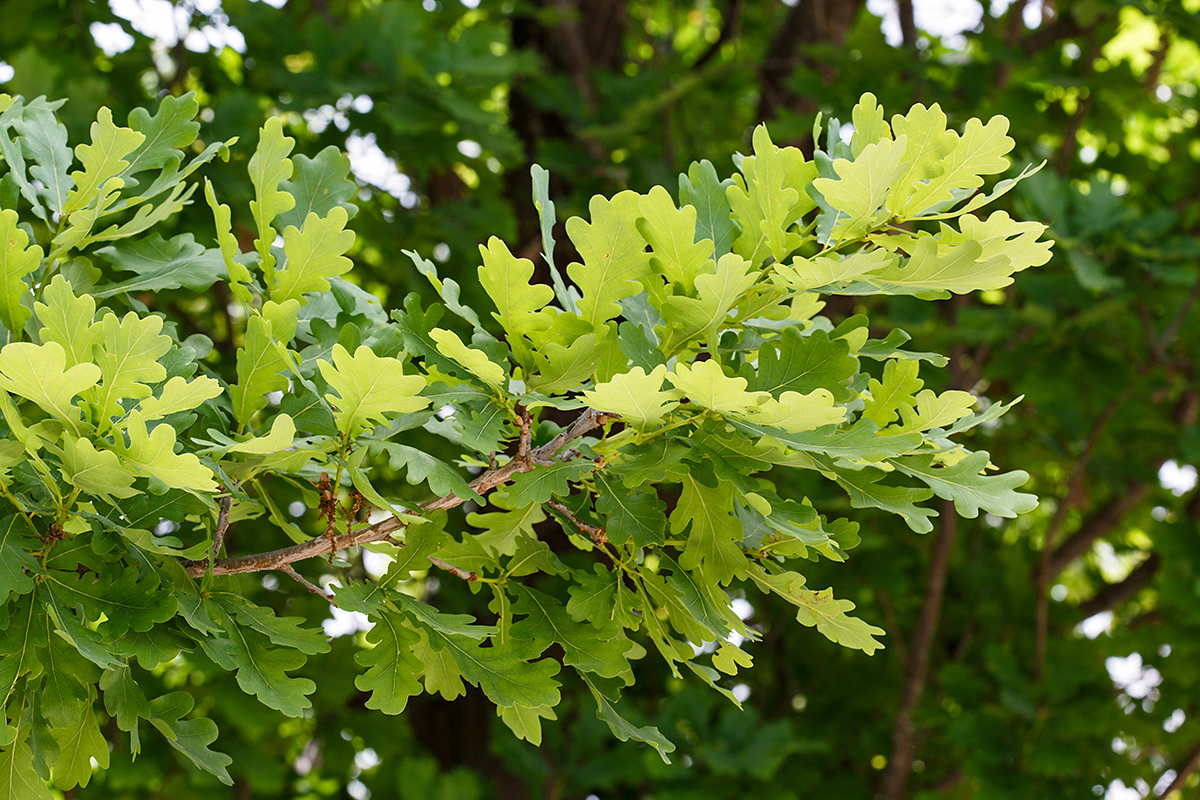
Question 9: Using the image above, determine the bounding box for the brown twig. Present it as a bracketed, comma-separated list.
[280, 564, 337, 605]
[1077, 552, 1161, 619]
[1159, 736, 1200, 796]
[547, 498, 609, 547]
[1048, 484, 1152, 575]
[428, 556, 477, 583]
[210, 494, 233, 561]
[183, 408, 613, 578]
[881, 500, 958, 800]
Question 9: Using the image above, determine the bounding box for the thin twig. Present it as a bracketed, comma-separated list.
[210, 494, 233, 561]
[280, 564, 338, 606]
[428, 556, 477, 583]
[183, 408, 613, 578]
[547, 498, 608, 547]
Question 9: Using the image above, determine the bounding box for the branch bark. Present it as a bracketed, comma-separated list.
[880, 500, 957, 800]
[1077, 552, 1161, 620]
[1158, 736, 1200, 797]
[183, 408, 613, 579]
[1048, 483, 1152, 576]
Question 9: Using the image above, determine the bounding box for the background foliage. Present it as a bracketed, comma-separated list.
[1, 0, 1199, 798]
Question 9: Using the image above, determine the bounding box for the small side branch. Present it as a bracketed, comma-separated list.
[184, 407, 613, 578]
[280, 564, 338, 606]
[210, 494, 233, 561]
[548, 498, 609, 547]
[428, 556, 478, 583]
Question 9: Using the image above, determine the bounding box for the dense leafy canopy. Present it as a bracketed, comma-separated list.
[0, 0, 1198, 799]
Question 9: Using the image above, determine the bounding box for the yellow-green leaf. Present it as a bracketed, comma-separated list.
[0, 209, 43, 339]
[319, 344, 428, 437]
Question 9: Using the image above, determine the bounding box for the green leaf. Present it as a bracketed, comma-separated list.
[862, 358, 923, 427]
[582, 675, 675, 763]
[0, 736, 53, 800]
[944, 211, 1053, 274]
[355, 610, 424, 714]
[204, 180, 253, 303]
[93, 310, 172, 422]
[62, 107, 144, 215]
[429, 328, 506, 388]
[811, 136, 910, 243]
[672, 474, 746, 585]
[850, 92, 892, 157]
[199, 618, 316, 717]
[661, 253, 757, 344]
[891, 451, 1038, 518]
[582, 364, 678, 429]
[147, 692, 233, 784]
[747, 566, 884, 653]
[729, 418, 923, 462]
[739, 389, 845, 433]
[99, 664, 150, 735]
[34, 277, 99, 368]
[885, 102, 957, 213]
[0, 516, 39, 601]
[530, 164, 577, 310]
[667, 359, 768, 416]
[502, 461, 593, 507]
[402, 599, 560, 708]
[137, 375, 222, 421]
[864, 235, 1012, 295]
[743, 328, 857, 403]
[123, 92, 200, 178]
[277, 145, 358, 231]
[658, 554, 746, 641]
[11, 97, 73, 216]
[566, 191, 653, 327]
[60, 435, 137, 500]
[512, 585, 631, 679]
[0, 341, 100, 430]
[526, 328, 600, 392]
[833, 466, 936, 533]
[273, 207, 354, 304]
[894, 389, 976, 433]
[679, 158, 737, 259]
[114, 410, 217, 492]
[727, 125, 816, 264]
[248, 117, 296, 275]
[375, 441, 482, 502]
[230, 300, 299, 426]
[319, 343, 428, 437]
[594, 471, 665, 547]
[498, 703, 557, 747]
[49, 710, 109, 789]
[0, 209, 42, 338]
[43, 565, 177, 636]
[477, 236, 553, 367]
[896, 115, 1014, 218]
[637, 185, 715, 291]
[93, 233, 226, 298]
[779, 248, 896, 292]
